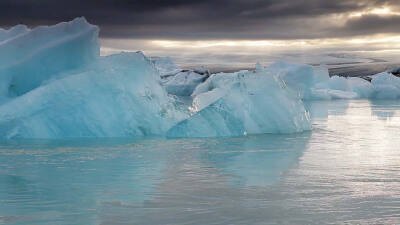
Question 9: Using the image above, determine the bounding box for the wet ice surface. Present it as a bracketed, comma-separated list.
[1, 100, 400, 225]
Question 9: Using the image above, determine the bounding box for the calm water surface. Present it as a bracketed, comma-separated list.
[1, 100, 400, 224]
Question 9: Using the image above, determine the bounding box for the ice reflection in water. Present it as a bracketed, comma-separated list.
[1, 100, 400, 224]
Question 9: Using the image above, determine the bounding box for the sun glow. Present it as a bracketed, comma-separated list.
[151, 40, 320, 49]
[349, 7, 400, 17]
[149, 35, 400, 50]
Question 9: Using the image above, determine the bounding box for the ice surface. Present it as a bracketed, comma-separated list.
[191, 70, 247, 98]
[262, 62, 392, 100]
[0, 17, 99, 98]
[310, 76, 373, 100]
[192, 62, 373, 101]
[0, 52, 183, 138]
[163, 71, 208, 96]
[152, 56, 209, 96]
[151, 56, 181, 78]
[268, 62, 330, 99]
[193, 66, 210, 76]
[0, 24, 29, 42]
[371, 72, 400, 99]
[168, 68, 312, 137]
[307, 73, 400, 100]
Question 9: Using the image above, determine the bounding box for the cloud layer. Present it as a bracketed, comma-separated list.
[1, 0, 400, 40]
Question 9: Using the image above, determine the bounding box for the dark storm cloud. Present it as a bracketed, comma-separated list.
[0, 0, 399, 39]
[339, 14, 400, 35]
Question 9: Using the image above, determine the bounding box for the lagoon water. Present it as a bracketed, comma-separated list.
[1, 100, 400, 224]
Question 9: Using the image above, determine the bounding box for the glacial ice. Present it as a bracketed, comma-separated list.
[163, 70, 208, 96]
[0, 52, 183, 138]
[371, 72, 400, 99]
[1, 17, 400, 139]
[0, 17, 99, 99]
[168, 69, 312, 137]
[260, 62, 398, 100]
[151, 57, 209, 96]
[310, 76, 373, 99]
[267, 62, 330, 99]
[0, 24, 29, 42]
[151, 57, 181, 78]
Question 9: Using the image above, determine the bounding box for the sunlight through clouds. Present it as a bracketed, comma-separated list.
[349, 7, 400, 17]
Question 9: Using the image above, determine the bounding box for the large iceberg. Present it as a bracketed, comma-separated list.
[0, 18, 185, 139]
[0, 16, 312, 139]
[0, 52, 183, 138]
[2, 17, 400, 139]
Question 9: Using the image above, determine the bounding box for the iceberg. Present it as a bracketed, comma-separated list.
[310, 76, 373, 99]
[258, 62, 385, 100]
[5, 17, 400, 139]
[0, 52, 183, 139]
[0, 17, 99, 99]
[305, 72, 400, 100]
[168, 68, 312, 138]
[371, 72, 400, 99]
[267, 62, 330, 99]
[191, 63, 371, 101]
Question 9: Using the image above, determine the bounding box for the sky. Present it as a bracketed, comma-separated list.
[2, 0, 400, 68]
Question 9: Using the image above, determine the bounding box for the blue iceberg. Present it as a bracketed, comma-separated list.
[0, 18, 99, 99]
[5, 17, 400, 139]
[168, 68, 312, 137]
[0, 18, 315, 139]
[0, 52, 184, 138]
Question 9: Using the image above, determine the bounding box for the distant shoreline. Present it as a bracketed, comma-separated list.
[328, 63, 399, 77]
[182, 62, 400, 77]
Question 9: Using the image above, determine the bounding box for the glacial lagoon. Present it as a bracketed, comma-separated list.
[1, 100, 400, 224]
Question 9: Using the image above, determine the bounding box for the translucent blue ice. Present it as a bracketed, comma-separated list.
[168, 69, 312, 137]
[0, 18, 99, 99]
[1, 17, 400, 139]
[0, 53, 183, 138]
